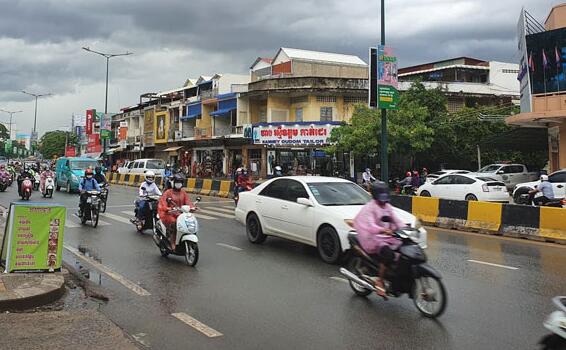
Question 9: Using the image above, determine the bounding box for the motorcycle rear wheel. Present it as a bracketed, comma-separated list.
[91, 208, 99, 228]
[184, 241, 199, 266]
[412, 276, 447, 318]
[100, 198, 107, 213]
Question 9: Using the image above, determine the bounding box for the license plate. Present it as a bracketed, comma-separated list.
[492, 187, 502, 192]
[86, 198, 92, 203]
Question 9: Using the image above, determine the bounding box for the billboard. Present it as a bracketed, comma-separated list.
[252, 123, 338, 146]
[144, 109, 155, 147]
[526, 27, 566, 96]
[154, 111, 169, 144]
[73, 114, 86, 127]
[100, 113, 112, 140]
[369, 46, 399, 109]
[87, 133, 101, 153]
[86, 109, 95, 135]
[517, 9, 532, 113]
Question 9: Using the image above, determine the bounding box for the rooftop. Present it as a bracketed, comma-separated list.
[276, 47, 367, 66]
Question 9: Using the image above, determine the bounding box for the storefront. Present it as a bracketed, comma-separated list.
[251, 121, 340, 177]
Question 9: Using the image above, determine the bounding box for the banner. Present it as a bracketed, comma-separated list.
[154, 111, 169, 144]
[377, 45, 399, 109]
[118, 126, 128, 141]
[100, 113, 112, 140]
[73, 114, 86, 127]
[144, 109, 155, 147]
[86, 109, 95, 135]
[0, 203, 66, 272]
[65, 146, 76, 157]
[87, 133, 101, 153]
[252, 123, 338, 146]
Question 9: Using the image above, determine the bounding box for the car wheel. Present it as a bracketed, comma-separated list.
[246, 213, 267, 244]
[420, 191, 431, 197]
[465, 194, 478, 201]
[317, 226, 342, 264]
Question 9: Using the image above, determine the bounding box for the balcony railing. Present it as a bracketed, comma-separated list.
[200, 88, 218, 100]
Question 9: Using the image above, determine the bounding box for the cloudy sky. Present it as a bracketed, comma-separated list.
[0, 0, 558, 136]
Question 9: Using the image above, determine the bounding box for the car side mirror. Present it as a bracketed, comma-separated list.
[297, 197, 314, 207]
[496, 170, 504, 175]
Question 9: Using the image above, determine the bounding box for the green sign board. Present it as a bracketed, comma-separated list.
[378, 86, 399, 109]
[376, 45, 399, 110]
[1, 203, 66, 272]
[100, 129, 111, 140]
[4, 140, 12, 154]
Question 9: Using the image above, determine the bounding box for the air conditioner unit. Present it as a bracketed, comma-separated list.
[174, 131, 182, 140]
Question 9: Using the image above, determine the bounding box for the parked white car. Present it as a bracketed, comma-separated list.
[512, 169, 566, 204]
[235, 176, 427, 264]
[470, 163, 538, 191]
[426, 169, 470, 183]
[117, 161, 133, 174]
[417, 173, 510, 202]
[127, 159, 166, 176]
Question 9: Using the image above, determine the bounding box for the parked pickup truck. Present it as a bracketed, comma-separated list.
[117, 161, 133, 174]
[512, 169, 566, 204]
[470, 164, 539, 191]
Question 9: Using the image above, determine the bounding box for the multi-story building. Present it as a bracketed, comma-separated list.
[399, 57, 520, 112]
[507, 5, 566, 172]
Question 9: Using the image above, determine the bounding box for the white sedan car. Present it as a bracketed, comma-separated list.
[235, 176, 427, 264]
[417, 173, 509, 202]
[426, 169, 470, 183]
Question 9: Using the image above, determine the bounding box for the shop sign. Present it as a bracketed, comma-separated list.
[0, 203, 66, 272]
[252, 124, 338, 146]
[4, 140, 12, 154]
[86, 109, 95, 135]
[65, 146, 76, 157]
[243, 124, 253, 138]
[87, 133, 101, 153]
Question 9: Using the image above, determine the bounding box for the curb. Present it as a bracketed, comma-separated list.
[0, 272, 66, 312]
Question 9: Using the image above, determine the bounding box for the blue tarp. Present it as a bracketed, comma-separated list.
[182, 103, 201, 120]
[210, 107, 236, 117]
[210, 98, 236, 117]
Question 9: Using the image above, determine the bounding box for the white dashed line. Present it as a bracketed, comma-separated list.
[468, 259, 519, 270]
[171, 313, 223, 338]
[101, 212, 133, 225]
[64, 244, 151, 296]
[197, 208, 234, 219]
[216, 243, 242, 251]
[210, 207, 235, 215]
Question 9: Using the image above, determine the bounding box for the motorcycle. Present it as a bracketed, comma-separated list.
[339, 225, 447, 319]
[78, 191, 101, 228]
[131, 194, 161, 233]
[153, 196, 201, 266]
[539, 296, 566, 350]
[519, 193, 566, 208]
[20, 177, 33, 200]
[42, 176, 55, 198]
[0, 174, 9, 192]
[234, 180, 253, 205]
[99, 183, 110, 213]
[33, 173, 41, 191]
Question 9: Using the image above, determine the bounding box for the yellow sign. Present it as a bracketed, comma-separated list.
[154, 111, 169, 144]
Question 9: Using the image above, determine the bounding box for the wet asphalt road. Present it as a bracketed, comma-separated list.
[1, 184, 565, 350]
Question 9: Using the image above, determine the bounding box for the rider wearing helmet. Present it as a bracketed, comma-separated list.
[362, 168, 377, 190]
[353, 182, 405, 297]
[274, 165, 283, 177]
[529, 174, 555, 206]
[134, 171, 162, 223]
[158, 174, 194, 250]
[78, 168, 101, 216]
[93, 166, 107, 186]
[39, 164, 54, 193]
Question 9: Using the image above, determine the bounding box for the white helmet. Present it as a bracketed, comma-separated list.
[275, 166, 282, 171]
[145, 171, 155, 183]
[541, 175, 549, 182]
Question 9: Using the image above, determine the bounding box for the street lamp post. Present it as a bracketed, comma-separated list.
[21, 91, 51, 149]
[379, 0, 388, 182]
[0, 109, 23, 163]
[82, 47, 132, 159]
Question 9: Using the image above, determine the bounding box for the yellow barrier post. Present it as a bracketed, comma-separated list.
[539, 207, 566, 241]
[465, 201, 502, 232]
[411, 197, 439, 224]
[200, 179, 213, 196]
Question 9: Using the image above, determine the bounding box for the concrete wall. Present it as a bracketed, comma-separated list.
[488, 61, 521, 94]
[292, 61, 367, 79]
[267, 96, 290, 122]
[545, 3, 566, 30]
[217, 74, 250, 94]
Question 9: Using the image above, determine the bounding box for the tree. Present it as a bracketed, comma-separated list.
[39, 131, 78, 159]
[0, 123, 10, 141]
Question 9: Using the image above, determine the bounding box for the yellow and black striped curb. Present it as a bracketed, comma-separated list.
[106, 173, 235, 199]
[391, 195, 566, 244]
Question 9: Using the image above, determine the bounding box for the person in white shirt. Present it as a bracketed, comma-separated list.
[362, 168, 377, 190]
[134, 171, 162, 223]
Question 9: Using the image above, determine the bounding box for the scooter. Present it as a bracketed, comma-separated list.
[33, 173, 41, 191]
[20, 177, 33, 200]
[78, 191, 101, 228]
[131, 194, 161, 233]
[339, 224, 447, 319]
[539, 296, 566, 350]
[520, 193, 566, 208]
[0, 174, 8, 192]
[42, 176, 55, 198]
[153, 196, 201, 266]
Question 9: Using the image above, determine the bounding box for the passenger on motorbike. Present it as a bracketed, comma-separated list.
[93, 166, 107, 186]
[158, 175, 194, 251]
[135, 171, 162, 222]
[39, 165, 54, 193]
[273, 165, 283, 177]
[529, 174, 555, 206]
[353, 182, 405, 297]
[78, 168, 101, 217]
[411, 170, 420, 188]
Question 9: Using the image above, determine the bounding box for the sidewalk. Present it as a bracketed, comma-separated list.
[0, 310, 139, 350]
[0, 272, 65, 311]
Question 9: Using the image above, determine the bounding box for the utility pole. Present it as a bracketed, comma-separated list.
[21, 91, 51, 150]
[0, 109, 22, 163]
[380, 0, 388, 182]
[82, 47, 132, 160]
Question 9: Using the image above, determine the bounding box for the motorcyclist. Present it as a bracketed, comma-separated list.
[163, 164, 173, 190]
[39, 164, 55, 193]
[529, 174, 555, 206]
[93, 166, 107, 186]
[398, 171, 413, 193]
[236, 169, 252, 194]
[273, 165, 283, 177]
[134, 171, 162, 223]
[158, 175, 194, 251]
[411, 170, 420, 188]
[17, 166, 33, 197]
[233, 167, 243, 197]
[362, 168, 377, 191]
[353, 182, 405, 297]
[78, 168, 101, 217]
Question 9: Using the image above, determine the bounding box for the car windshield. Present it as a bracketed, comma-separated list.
[70, 160, 98, 170]
[478, 165, 501, 173]
[307, 182, 371, 206]
[146, 160, 164, 169]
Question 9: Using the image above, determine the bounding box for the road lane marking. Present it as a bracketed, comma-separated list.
[101, 212, 133, 225]
[467, 259, 519, 270]
[122, 210, 136, 216]
[216, 243, 242, 251]
[197, 208, 234, 219]
[65, 221, 81, 228]
[64, 244, 151, 296]
[330, 277, 349, 283]
[119, 210, 217, 221]
[171, 313, 223, 338]
[209, 207, 235, 215]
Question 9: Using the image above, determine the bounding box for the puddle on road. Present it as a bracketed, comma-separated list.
[72, 245, 104, 286]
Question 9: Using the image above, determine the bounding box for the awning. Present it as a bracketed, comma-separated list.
[211, 98, 236, 117]
[210, 107, 236, 117]
[506, 110, 566, 127]
[163, 146, 183, 152]
[182, 103, 202, 120]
